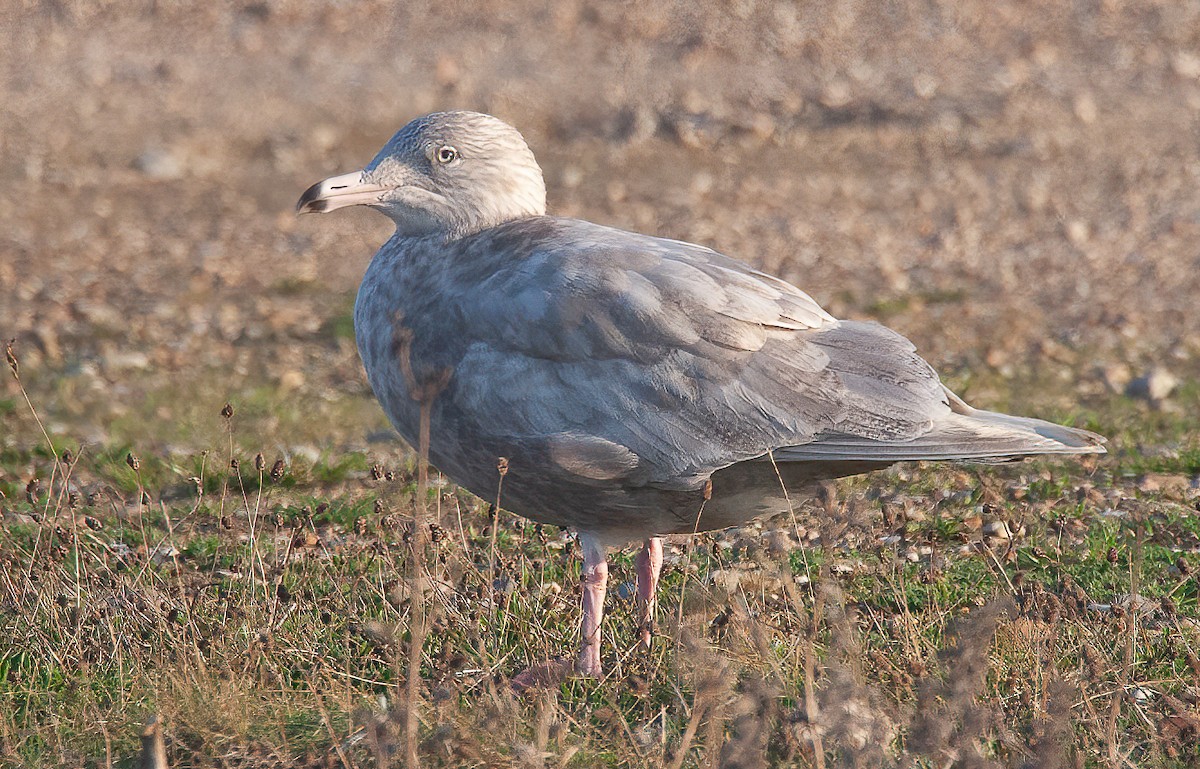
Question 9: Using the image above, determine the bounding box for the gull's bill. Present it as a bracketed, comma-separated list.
[296, 170, 387, 214]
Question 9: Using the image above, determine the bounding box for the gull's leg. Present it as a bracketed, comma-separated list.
[576, 533, 609, 677]
[510, 531, 609, 691]
[635, 537, 664, 648]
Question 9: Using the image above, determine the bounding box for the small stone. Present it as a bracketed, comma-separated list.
[560, 166, 583, 189]
[278, 369, 305, 391]
[101, 350, 150, 371]
[150, 544, 180, 565]
[765, 529, 793, 555]
[1066, 219, 1090, 246]
[1126, 367, 1178, 402]
[1100, 363, 1131, 393]
[1173, 51, 1200, 79]
[134, 148, 184, 180]
[984, 518, 1012, 537]
[434, 55, 461, 88]
[1073, 92, 1098, 124]
[1136, 473, 1190, 496]
[710, 569, 743, 592]
[913, 73, 938, 99]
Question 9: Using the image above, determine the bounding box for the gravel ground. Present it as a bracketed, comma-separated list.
[3, 5, 1200, 764]
[2, 0, 1199, 443]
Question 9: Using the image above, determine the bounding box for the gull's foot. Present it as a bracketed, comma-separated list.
[638, 620, 656, 650]
[509, 658, 575, 693]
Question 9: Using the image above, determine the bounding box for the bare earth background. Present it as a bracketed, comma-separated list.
[3, 0, 1200, 447]
[2, 1, 1200, 767]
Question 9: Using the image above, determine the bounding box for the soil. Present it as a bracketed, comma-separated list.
[3, 0, 1198, 445]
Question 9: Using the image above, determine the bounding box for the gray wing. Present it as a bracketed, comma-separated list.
[443, 218, 955, 488]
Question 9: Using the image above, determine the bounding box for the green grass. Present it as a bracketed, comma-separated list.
[2, 369, 1199, 767]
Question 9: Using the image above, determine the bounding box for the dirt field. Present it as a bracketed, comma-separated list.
[2, 1, 1199, 766]
[4, 0, 1200, 440]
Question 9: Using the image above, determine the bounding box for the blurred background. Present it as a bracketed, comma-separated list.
[3, 0, 1198, 452]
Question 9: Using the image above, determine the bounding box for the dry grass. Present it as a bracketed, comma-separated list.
[2, 345, 1198, 768]
[4, 2, 1200, 765]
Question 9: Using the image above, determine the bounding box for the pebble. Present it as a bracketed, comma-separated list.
[278, 369, 305, 391]
[1126, 367, 1178, 402]
[1136, 473, 1191, 495]
[134, 148, 184, 180]
[101, 350, 150, 371]
[149, 544, 180, 565]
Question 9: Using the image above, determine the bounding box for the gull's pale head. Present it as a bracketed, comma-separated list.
[297, 111, 547, 237]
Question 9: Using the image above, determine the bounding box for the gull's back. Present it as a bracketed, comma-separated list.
[353, 215, 1103, 538]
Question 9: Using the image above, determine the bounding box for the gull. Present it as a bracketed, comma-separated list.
[298, 111, 1105, 684]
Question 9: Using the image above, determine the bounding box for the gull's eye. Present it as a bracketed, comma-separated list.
[437, 146, 458, 164]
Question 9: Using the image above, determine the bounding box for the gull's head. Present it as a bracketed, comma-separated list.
[297, 111, 546, 238]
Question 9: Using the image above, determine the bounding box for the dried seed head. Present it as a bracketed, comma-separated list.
[126, 452, 140, 471]
[371, 464, 384, 481]
[374, 499, 385, 515]
[385, 470, 395, 481]
[1106, 547, 1119, 564]
[497, 457, 509, 476]
[68, 491, 79, 508]
[270, 458, 285, 482]
[254, 453, 265, 472]
[4, 339, 17, 377]
[230, 457, 239, 471]
[221, 402, 234, 419]
[85, 516, 103, 531]
[25, 478, 40, 504]
[354, 517, 368, 536]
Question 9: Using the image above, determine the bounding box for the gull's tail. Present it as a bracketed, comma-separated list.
[774, 387, 1106, 464]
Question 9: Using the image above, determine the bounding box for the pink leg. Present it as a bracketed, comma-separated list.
[635, 537, 664, 648]
[510, 532, 610, 691]
[576, 533, 609, 677]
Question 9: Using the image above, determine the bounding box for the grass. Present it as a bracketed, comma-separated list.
[2, 354, 1199, 767]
